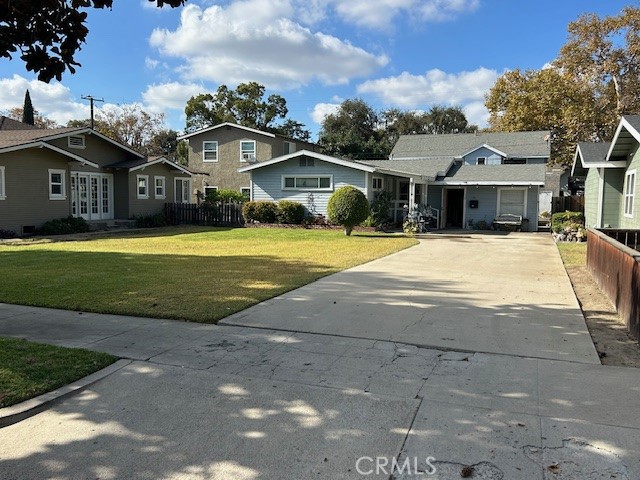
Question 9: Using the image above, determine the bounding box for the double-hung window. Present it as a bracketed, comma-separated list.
[624, 170, 636, 217]
[154, 176, 166, 199]
[203, 141, 218, 162]
[137, 175, 149, 199]
[372, 177, 383, 191]
[240, 141, 256, 162]
[48, 169, 66, 200]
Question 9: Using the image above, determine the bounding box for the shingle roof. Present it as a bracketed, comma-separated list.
[577, 142, 611, 163]
[622, 115, 640, 133]
[360, 157, 453, 178]
[0, 127, 84, 149]
[392, 131, 551, 158]
[0, 116, 40, 131]
[443, 164, 547, 184]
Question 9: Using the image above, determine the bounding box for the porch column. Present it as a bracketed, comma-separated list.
[409, 177, 416, 213]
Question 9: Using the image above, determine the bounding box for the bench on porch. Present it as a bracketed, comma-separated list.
[492, 214, 523, 231]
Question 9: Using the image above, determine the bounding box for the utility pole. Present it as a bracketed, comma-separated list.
[81, 95, 104, 129]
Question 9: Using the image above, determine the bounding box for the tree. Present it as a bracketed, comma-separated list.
[144, 129, 179, 158]
[319, 99, 389, 160]
[425, 105, 474, 135]
[4, 107, 59, 129]
[327, 186, 370, 236]
[274, 119, 312, 143]
[185, 82, 288, 132]
[0, 1, 185, 82]
[22, 90, 34, 125]
[382, 106, 476, 146]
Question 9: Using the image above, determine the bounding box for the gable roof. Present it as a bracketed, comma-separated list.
[360, 158, 454, 179]
[178, 122, 278, 141]
[238, 150, 376, 173]
[441, 164, 547, 186]
[0, 116, 40, 131]
[606, 115, 640, 161]
[104, 156, 192, 175]
[392, 131, 551, 159]
[571, 142, 614, 176]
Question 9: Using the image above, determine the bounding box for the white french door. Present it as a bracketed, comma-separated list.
[175, 177, 191, 203]
[71, 172, 113, 220]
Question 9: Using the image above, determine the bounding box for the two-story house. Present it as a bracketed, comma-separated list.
[177, 123, 318, 201]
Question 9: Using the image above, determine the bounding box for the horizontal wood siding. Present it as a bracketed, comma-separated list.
[49, 134, 137, 167]
[619, 148, 640, 229]
[127, 164, 188, 218]
[603, 169, 624, 228]
[0, 150, 71, 234]
[463, 147, 502, 165]
[584, 168, 600, 228]
[465, 187, 499, 226]
[251, 158, 367, 215]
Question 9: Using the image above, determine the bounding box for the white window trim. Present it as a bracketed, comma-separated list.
[136, 174, 149, 200]
[477, 157, 486, 165]
[203, 141, 218, 162]
[203, 185, 218, 199]
[0, 166, 5, 200]
[48, 168, 67, 200]
[624, 169, 636, 218]
[240, 187, 251, 197]
[68, 135, 86, 149]
[154, 176, 166, 199]
[281, 175, 333, 192]
[372, 176, 384, 190]
[240, 140, 256, 162]
[175, 177, 192, 203]
[496, 187, 528, 217]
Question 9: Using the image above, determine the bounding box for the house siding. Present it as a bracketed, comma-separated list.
[618, 148, 640, 229]
[127, 164, 186, 217]
[602, 169, 624, 228]
[464, 186, 538, 231]
[186, 127, 317, 200]
[463, 147, 503, 165]
[49, 134, 138, 167]
[251, 158, 367, 215]
[584, 168, 600, 228]
[0, 150, 71, 234]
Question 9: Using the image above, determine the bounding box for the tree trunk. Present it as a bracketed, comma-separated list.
[344, 226, 353, 236]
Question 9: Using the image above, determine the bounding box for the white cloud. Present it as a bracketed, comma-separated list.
[0, 74, 89, 125]
[149, 1, 388, 89]
[142, 82, 205, 113]
[145, 57, 160, 70]
[420, 0, 480, 22]
[310, 102, 340, 124]
[356, 67, 498, 126]
[462, 100, 489, 127]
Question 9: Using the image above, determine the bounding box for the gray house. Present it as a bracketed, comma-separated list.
[573, 116, 640, 229]
[240, 130, 549, 231]
[0, 117, 191, 235]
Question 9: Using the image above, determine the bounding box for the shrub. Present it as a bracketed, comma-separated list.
[551, 211, 584, 233]
[134, 213, 168, 228]
[206, 189, 245, 203]
[243, 201, 278, 223]
[37, 216, 91, 236]
[0, 229, 17, 239]
[277, 201, 305, 224]
[327, 186, 370, 236]
[367, 191, 393, 228]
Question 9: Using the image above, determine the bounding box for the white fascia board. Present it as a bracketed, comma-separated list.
[0, 141, 99, 168]
[131, 157, 192, 175]
[461, 144, 508, 158]
[178, 122, 276, 140]
[239, 150, 375, 173]
[606, 117, 640, 160]
[442, 180, 545, 186]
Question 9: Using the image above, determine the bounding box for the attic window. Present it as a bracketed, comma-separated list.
[68, 135, 85, 149]
[476, 157, 486, 165]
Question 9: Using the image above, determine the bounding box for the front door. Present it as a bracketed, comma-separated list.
[445, 188, 464, 228]
[175, 178, 191, 203]
[71, 173, 113, 220]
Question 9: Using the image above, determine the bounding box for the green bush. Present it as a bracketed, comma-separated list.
[367, 191, 393, 228]
[551, 211, 584, 233]
[243, 201, 278, 223]
[327, 186, 370, 236]
[277, 201, 305, 224]
[134, 213, 168, 228]
[206, 189, 245, 203]
[37, 216, 91, 236]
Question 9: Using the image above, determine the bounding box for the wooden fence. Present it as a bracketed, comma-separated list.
[587, 228, 640, 343]
[164, 202, 243, 227]
[552, 195, 585, 214]
[599, 228, 640, 252]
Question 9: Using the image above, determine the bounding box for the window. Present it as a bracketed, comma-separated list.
[476, 157, 486, 165]
[284, 141, 296, 155]
[498, 188, 527, 217]
[68, 135, 85, 149]
[0, 166, 5, 200]
[299, 157, 314, 167]
[137, 175, 149, 199]
[48, 169, 66, 200]
[175, 178, 191, 203]
[282, 176, 332, 191]
[372, 177, 383, 190]
[203, 186, 218, 199]
[241, 187, 251, 200]
[154, 176, 166, 199]
[240, 140, 256, 162]
[624, 170, 636, 218]
[203, 141, 218, 162]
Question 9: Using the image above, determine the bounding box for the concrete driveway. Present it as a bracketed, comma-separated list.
[222, 234, 599, 364]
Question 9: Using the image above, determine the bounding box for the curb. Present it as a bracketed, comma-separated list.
[0, 359, 131, 428]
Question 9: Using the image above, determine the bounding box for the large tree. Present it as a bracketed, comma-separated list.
[4, 107, 59, 129]
[185, 82, 289, 132]
[382, 106, 476, 146]
[22, 90, 34, 125]
[0, 1, 185, 82]
[318, 99, 389, 160]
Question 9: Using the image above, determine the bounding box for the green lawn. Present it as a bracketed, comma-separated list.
[557, 241, 587, 267]
[0, 227, 417, 323]
[0, 337, 116, 408]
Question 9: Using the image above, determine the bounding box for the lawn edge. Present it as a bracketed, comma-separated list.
[0, 358, 131, 428]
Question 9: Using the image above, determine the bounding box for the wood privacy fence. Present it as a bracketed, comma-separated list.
[164, 202, 244, 227]
[552, 195, 585, 214]
[587, 228, 640, 343]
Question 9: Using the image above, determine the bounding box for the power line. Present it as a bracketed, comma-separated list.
[81, 95, 104, 129]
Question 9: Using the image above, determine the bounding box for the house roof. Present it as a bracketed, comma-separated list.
[571, 142, 613, 176]
[105, 156, 192, 175]
[391, 131, 551, 159]
[441, 164, 547, 186]
[606, 115, 640, 161]
[360, 157, 454, 179]
[0, 116, 40, 131]
[238, 150, 377, 173]
[178, 122, 277, 140]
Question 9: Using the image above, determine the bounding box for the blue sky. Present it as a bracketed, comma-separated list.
[0, 0, 633, 140]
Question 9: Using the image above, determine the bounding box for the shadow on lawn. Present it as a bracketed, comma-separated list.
[0, 249, 337, 324]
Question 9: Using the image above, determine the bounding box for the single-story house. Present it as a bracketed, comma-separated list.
[573, 115, 640, 229]
[240, 131, 549, 231]
[0, 117, 192, 235]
